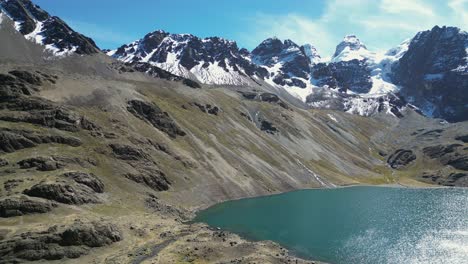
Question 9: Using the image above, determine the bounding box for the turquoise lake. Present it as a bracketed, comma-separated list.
[194, 186, 468, 264]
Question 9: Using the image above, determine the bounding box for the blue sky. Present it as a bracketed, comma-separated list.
[35, 0, 467, 57]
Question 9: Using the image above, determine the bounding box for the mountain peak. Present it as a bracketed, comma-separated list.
[0, 0, 99, 55]
[332, 35, 370, 62]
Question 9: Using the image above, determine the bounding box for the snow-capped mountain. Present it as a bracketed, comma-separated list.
[108, 26, 467, 121]
[251, 37, 320, 89]
[108, 30, 268, 86]
[392, 26, 468, 122]
[0, 0, 99, 56]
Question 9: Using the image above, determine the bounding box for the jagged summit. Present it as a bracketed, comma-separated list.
[0, 0, 99, 55]
[332, 35, 371, 62]
[108, 30, 268, 86]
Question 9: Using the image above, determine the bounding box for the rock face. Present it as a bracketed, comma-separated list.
[18, 157, 64, 171]
[392, 26, 468, 122]
[313, 60, 372, 93]
[62, 172, 105, 193]
[0, 196, 57, 217]
[0, 70, 99, 132]
[251, 38, 318, 88]
[127, 100, 186, 138]
[0, 221, 121, 262]
[0, 0, 99, 55]
[109, 143, 150, 161]
[423, 144, 468, 170]
[23, 182, 100, 205]
[387, 149, 416, 169]
[125, 167, 170, 192]
[0, 128, 82, 153]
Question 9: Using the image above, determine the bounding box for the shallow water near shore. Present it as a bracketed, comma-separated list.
[194, 186, 468, 264]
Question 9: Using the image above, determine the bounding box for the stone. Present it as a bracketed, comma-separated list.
[23, 182, 100, 205]
[0, 196, 57, 217]
[62, 172, 104, 193]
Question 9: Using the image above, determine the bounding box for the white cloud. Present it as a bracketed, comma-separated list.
[380, 0, 435, 17]
[240, 0, 467, 57]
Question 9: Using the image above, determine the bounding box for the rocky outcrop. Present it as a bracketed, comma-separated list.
[0, 158, 8, 167]
[0, 196, 57, 217]
[121, 62, 201, 88]
[62, 172, 104, 193]
[109, 143, 149, 161]
[127, 100, 186, 138]
[18, 157, 64, 171]
[423, 144, 468, 170]
[23, 182, 100, 205]
[190, 102, 220, 115]
[387, 149, 416, 169]
[0, 70, 100, 132]
[0, 128, 82, 153]
[420, 172, 468, 187]
[455, 135, 468, 143]
[259, 119, 278, 135]
[0, 221, 121, 262]
[239, 91, 289, 109]
[125, 167, 170, 191]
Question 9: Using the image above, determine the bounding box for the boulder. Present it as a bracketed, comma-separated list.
[23, 182, 100, 205]
[17, 157, 64, 171]
[0, 221, 121, 262]
[62, 172, 104, 193]
[0, 196, 57, 217]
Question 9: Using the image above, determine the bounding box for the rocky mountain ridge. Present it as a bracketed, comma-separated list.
[0, 0, 99, 55]
[109, 26, 467, 122]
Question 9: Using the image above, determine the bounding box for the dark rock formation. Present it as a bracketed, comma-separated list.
[23, 182, 100, 205]
[387, 149, 416, 169]
[191, 102, 220, 115]
[121, 62, 201, 88]
[0, 196, 57, 217]
[420, 172, 468, 187]
[109, 143, 149, 161]
[127, 100, 186, 138]
[252, 38, 317, 88]
[62, 172, 104, 193]
[18, 157, 64, 171]
[125, 167, 170, 191]
[392, 26, 468, 122]
[312, 60, 372, 93]
[0, 221, 121, 262]
[0, 70, 99, 132]
[0, 128, 82, 153]
[259, 119, 278, 134]
[0, 158, 8, 167]
[455, 135, 468, 143]
[238, 91, 289, 109]
[423, 144, 468, 170]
